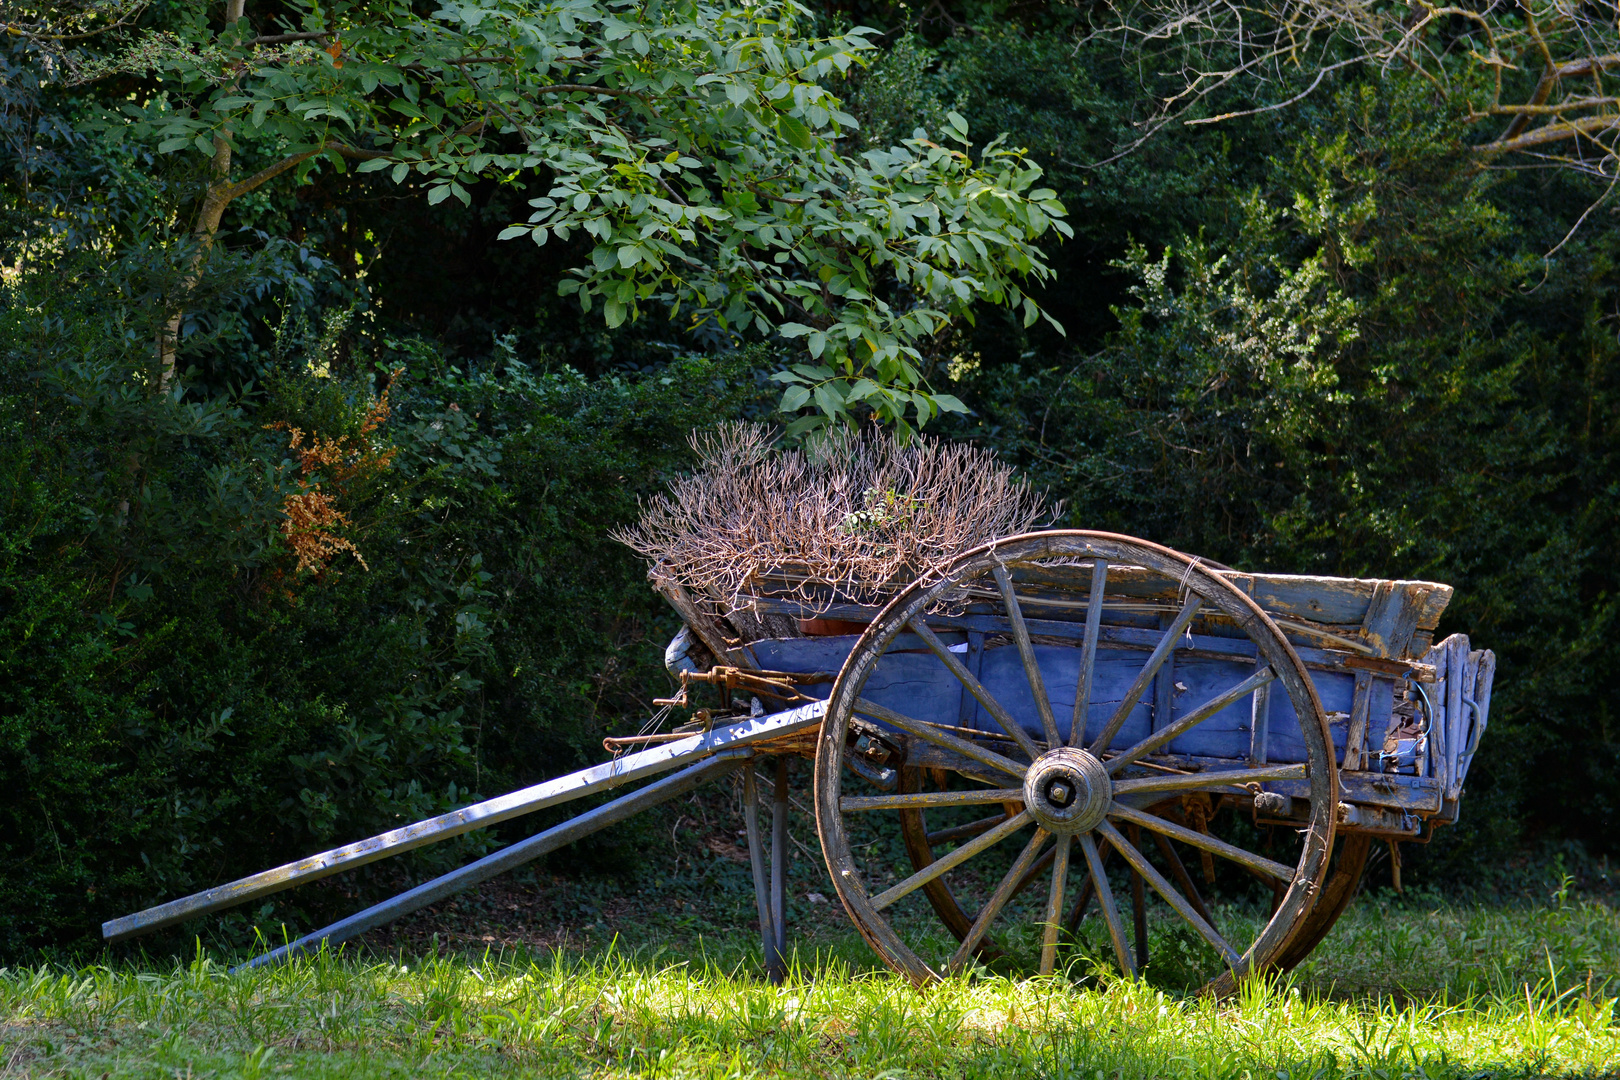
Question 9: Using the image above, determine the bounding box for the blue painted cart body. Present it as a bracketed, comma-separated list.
[680, 562, 1496, 829]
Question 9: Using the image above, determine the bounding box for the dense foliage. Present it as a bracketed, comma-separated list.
[1, 1, 1615, 957]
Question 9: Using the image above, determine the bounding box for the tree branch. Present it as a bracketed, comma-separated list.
[248, 31, 331, 45]
[1477, 113, 1620, 155]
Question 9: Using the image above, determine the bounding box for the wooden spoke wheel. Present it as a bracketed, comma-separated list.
[1269, 833, 1373, 972]
[813, 531, 1340, 994]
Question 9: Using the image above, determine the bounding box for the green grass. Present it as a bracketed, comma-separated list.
[4, 891, 1618, 1078]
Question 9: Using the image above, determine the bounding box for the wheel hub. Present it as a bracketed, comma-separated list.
[1022, 747, 1111, 834]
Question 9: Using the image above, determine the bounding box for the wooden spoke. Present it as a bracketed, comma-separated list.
[926, 813, 1009, 846]
[1039, 834, 1072, 975]
[1089, 593, 1201, 754]
[949, 829, 1051, 971]
[907, 620, 1044, 761]
[1078, 832, 1134, 977]
[1063, 852, 1099, 934]
[854, 698, 1029, 780]
[993, 563, 1062, 747]
[870, 810, 1032, 911]
[841, 789, 1023, 812]
[1149, 829, 1218, 933]
[1107, 666, 1277, 774]
[1098, 819, 1242, 968]
[1113, 762, 1307, 797]
[1068, 558, 1109, 747]
[1109, 802, 1295, 882]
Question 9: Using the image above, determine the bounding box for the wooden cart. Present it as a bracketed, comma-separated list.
[105, 531, 1495, 993]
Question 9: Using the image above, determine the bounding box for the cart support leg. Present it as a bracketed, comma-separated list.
[1128, 822, 1149, 972]
[769, 756, 789, 981]
[743, 762, 780, 982]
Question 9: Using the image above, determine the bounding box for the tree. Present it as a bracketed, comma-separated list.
[72, 0, 1068, 429]
[1086, 0, 1620, 188]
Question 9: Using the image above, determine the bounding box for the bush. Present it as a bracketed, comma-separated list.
[0, 254, 756, 957]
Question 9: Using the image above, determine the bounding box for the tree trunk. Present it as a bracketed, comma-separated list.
[155, 0, 247, 391]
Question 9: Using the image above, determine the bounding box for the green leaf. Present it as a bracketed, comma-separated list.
[777, 322, 812, 338]
[812, 382, 846, 417]
[777, 113, 814, 150]
[784, 413, 828, 438]
[932, 393, 970, 414]
[498, 226, 531, 240]
[780, 385, 811, 412]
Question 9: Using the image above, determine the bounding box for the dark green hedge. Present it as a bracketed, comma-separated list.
[0, 259, 755, 956]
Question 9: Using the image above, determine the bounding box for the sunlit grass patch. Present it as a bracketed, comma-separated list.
[2, 895, 1616, 1078]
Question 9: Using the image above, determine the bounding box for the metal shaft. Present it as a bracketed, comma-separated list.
[234, 752, 749, 971]
[105, 700, 826, 942]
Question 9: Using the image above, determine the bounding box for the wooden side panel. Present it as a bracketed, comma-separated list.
[749, 633, 1383, 767]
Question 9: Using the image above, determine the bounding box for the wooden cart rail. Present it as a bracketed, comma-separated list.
[740, 563, 1452, 660]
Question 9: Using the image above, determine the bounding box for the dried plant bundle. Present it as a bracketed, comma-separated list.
[617, 423, 1057, 630]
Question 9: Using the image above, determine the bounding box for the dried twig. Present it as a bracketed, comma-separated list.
[616, 424, 1058, 629]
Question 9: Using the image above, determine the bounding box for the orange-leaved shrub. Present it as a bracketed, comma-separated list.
[267, 373, 399, 577]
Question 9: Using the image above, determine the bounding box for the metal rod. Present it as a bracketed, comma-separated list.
[1149, 829, 1218, 933]
[1127, 823, 1149, 972]
[1112, 762, 1306, 797]
[106, 701, 827, 942]
[232, 753, 749, 971]
[926, 813, 1009, 846]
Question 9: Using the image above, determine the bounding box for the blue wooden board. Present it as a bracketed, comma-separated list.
[749, 635, 1358, 763]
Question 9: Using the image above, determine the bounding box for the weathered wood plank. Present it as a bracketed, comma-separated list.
[742, 598, 1432, 677]
[652, 571, 756, 668]
[1342, 672, 1373, 770]
[1249, 678, 1272, 765]
[1267, 771, 1442, 813]
[841, 788, 1023, 811]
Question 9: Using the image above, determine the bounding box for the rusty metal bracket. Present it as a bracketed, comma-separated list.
[653, 666, 833, 709]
